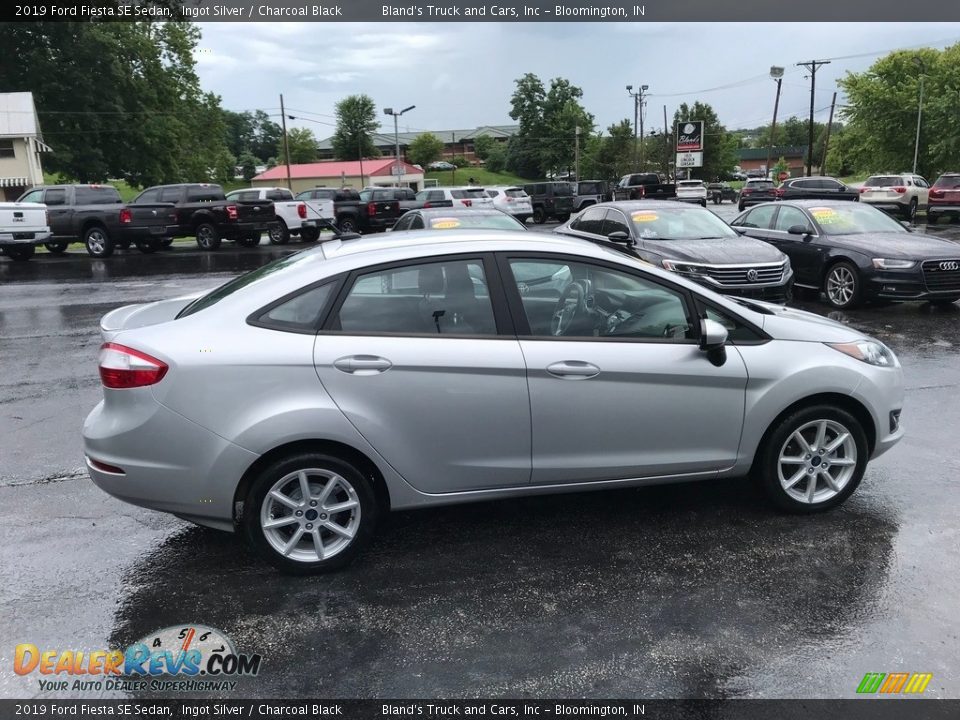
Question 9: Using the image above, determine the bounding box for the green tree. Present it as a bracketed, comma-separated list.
[238, 152, 259, 181]
[673, 102, 737, 181]
[838, 44, 960, 178]
[581, 120, 635, 182]
[278, 127, 318, 164]
[408, 133, 445, 167]
[332, 94, 380, 160]
[484, 143, 508, 173]
[473, 135, 496, 160]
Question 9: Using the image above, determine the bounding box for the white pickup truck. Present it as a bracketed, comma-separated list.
[0, 201, 51, 261]
[226, 187, 333, 244]
[675, 180, 708, 207]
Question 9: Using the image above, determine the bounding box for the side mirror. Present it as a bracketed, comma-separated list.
[900, 220, 913, 231]
[699, 318, 728, 367]
[788, 224, 812, 237]
[839, 185, 847, 191]
[607, 230, 631, 244]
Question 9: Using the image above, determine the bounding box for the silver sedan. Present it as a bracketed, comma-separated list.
[83, 231, 904, 573]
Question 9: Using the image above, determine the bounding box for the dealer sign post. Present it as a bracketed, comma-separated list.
[676, 120, 704, 174]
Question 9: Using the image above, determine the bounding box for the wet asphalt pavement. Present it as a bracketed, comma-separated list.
[2, 213, 960, 700]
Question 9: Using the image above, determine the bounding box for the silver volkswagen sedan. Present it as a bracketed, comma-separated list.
[83, 231, 904, 573]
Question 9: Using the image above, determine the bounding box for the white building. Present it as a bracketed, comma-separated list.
[0, 92, 50, 201]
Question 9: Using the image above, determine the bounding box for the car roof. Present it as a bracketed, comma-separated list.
[416, 208, 506, 216]
[746, 199, 862, 209]
[589, 200, 706, 211]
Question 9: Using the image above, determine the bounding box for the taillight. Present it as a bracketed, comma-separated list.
[930, 189, 943, 198]
[859, 187, 870, 193]
[741, 189, 753, 195]
[892, 186, 907, 194]
[297, 203, 307, 219]
[226, 205, 238, 221]
[367, 202, 377, 216]
[98, 343, 168, 389]
[119, 208, 132, 224]
[462, 199, 472, 207]
[504, 197, 515, 203]
[423, 201, 433, 208]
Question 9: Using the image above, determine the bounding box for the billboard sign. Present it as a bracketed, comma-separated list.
[676, 121, 704, 152]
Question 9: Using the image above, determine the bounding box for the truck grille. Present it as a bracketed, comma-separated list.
[922, 259, 960, 292]
[696, 263, 785, 286]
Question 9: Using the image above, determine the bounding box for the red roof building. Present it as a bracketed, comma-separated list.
[252, 159, 424, 192]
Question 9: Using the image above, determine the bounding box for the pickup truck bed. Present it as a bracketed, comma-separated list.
[614, 173, 677, 201]
[0, 202, 51, 261]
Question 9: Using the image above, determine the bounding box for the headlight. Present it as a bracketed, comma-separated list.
[872, 258, 916, 270]
[662, 259, 698, 273]
[827, 340, 899, 367]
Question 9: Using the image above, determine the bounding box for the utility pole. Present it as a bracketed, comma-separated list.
[574, 126, 581, 181]
[797, 59, 830, 176]
[279, 93, 292, 190]
[912, 57, 925, 175]
[821, 91, 837, 173]
[765, 67, 784, 180]
[663, 105, 669, 179]
[358, 134, 365, 188]
[384, 105, 415, 188]
[626, 84, 648, 172]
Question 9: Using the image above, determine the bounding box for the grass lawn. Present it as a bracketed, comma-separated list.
[424, 168, 531, 188]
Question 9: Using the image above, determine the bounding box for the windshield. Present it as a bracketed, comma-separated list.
[809, 204, 907, 235]
[177, 249, 319, 318]
[426, 213, 526, 230]
[864, 176, 903, 187]
[629, 207, 738, 240]
[934, 175, 960, 189]
[451, 189, 489, 199]
[505, 189, 527, 198]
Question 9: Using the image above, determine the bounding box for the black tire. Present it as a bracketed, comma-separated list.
[195, 222, 221, 251]
[927, 210, 940, 225]
[44, 241, 69, 254]
[555, 213, 570, 223]
[7, 245, 35, 261]
[753, 404, 868, 513]
[700, 199, 708, 208]
[738, 201, 746, 212]
[135, 239, 160, 254]
[160, 238, 174, 248]
[905, 198, 918, 222]
[822, 260, 862, 309]
[236, 234, 261, 248]
[300, 227, 320, 242]
[243, 452, 378, 574]
[713, 196, 721, 205]
[269, 221, 290, 245]
[336, 216, 358, 234]
[532, 207, 546, 224]
[84, 226, 114, 258]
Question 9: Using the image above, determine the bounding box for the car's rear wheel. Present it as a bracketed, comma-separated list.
[45, 241, 69, 254]
[236, 234, 260, 248]
[6, 245, 35, 261]
[533, 207, 546, 224]
[84, 226, 114, 258]
[269, 221, 290, 245]
[823, 261, 862, 309]
[755, 405, 868, 513]
[905, 198, 918, 222]
[243, 452, 377, 574]
[300, 227, 320, 242]
[337, 216, 358, 234]
[160, 238, 174, 248]
[738, 201, 746, 212]
[195, 222, 221, 251]
[927, 210, 941, 224]
[135, 239, 159, 254]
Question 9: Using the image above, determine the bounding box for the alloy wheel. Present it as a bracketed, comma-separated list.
[826, 265, 856, 307]
[259, 469, 361, 563]
[777, 419, 857, 504]
[87, 229, 107, 255]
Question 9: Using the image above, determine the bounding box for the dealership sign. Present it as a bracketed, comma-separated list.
[676, 121, 704, 152]
[676, 152, 703, 168]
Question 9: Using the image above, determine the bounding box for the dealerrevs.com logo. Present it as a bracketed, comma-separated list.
[856, 672, 933, 694]
[14, 625, 262, 693]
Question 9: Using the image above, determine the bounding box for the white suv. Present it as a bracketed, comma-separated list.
[859, 173, 929, 221]
[432, 187, 495, 209]
[485, 186, 533, 223]
[676, 180, 708, 207]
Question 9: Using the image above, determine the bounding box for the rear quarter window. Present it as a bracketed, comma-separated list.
[75, 186, 122, 204]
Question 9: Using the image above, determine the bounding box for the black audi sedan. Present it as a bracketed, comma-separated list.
[554, 201, 794, 302]
[731, 200, 960, 309]
[391, 207, 528, 232]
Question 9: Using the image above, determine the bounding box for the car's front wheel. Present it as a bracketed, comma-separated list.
[755, 405, 868, 513]
[823, 260, 862, 309]
[905, 198, 918, 222]
[533, 207, 546, 224]
[195, 222, 221, 251]
[243, 452, 378, 574]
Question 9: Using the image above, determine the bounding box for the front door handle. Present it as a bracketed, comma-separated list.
[546, 361, 600, 379]
[333, 355, 392, 375]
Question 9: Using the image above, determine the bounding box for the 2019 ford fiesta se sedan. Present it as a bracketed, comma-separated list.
[83, 231, 904, 574]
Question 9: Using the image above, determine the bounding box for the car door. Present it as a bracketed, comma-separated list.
[500, 254, 748, 485]
[562, 205, 607, 240]
[42, 188, 71, 237]
[314, 254, 531, 493]
[770, 205, 823, 285]
[731, 204, 778, 243]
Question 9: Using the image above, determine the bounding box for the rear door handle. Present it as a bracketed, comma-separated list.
[333, 355, 392, 375]
[546, 361, 600, 379]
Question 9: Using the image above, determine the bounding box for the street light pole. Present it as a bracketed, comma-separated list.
[384, 105, 415, 188]
[912, 57, 925, 175]
[765, 67, 784, 181]
[626, 84, 648, 171]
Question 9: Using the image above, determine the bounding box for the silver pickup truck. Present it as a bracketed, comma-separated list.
[0, 201, 51, 261]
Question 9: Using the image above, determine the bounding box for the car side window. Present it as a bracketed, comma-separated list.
[19, 189, 43, 203]
[393, 215, 413, 231]
[410, 215, 425, 230]
[257, 283, 338, 331]
[571, 206, 606, 234]
[44, 189, 66, 206]
[136, 188, 161, 203]
[332, 259, 497, 336]
[774, 206, 811, 233]
[507, 258, 694, 341]
[160, 187, 182, 203]
[739, 204, 777, 229]
[696, 302, 764, 343]
[487, 190, 499, 198]
[601, 209, 630, 236]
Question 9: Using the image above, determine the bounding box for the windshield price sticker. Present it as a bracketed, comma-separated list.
[810, 207, 839, 223]
[430, 218, 462, 229]
[632, 212, 659, 222]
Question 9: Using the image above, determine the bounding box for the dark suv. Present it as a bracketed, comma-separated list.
[523, 181, 576, 224]
[778, 176, 859, 202]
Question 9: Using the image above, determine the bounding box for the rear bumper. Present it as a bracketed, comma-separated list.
[927, 203, 960, 213]
[0, 229, 52, 245]
[861, 199, 909, 211]
[119, 225, 170, 243]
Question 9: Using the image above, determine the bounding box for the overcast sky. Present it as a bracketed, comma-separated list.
[195, 22, 960, 138]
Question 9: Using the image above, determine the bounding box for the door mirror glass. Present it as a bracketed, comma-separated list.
[787, 224, 810, 236]
[607, 230, 630, 243]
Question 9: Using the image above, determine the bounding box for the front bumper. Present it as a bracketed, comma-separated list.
[864, 266, 960, 300]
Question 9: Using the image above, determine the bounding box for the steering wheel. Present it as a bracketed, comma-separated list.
[551, 280, 594, 336]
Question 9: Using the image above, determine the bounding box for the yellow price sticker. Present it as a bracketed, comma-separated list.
[632, 212, 659, 223]
[430, 218, 462, 229]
